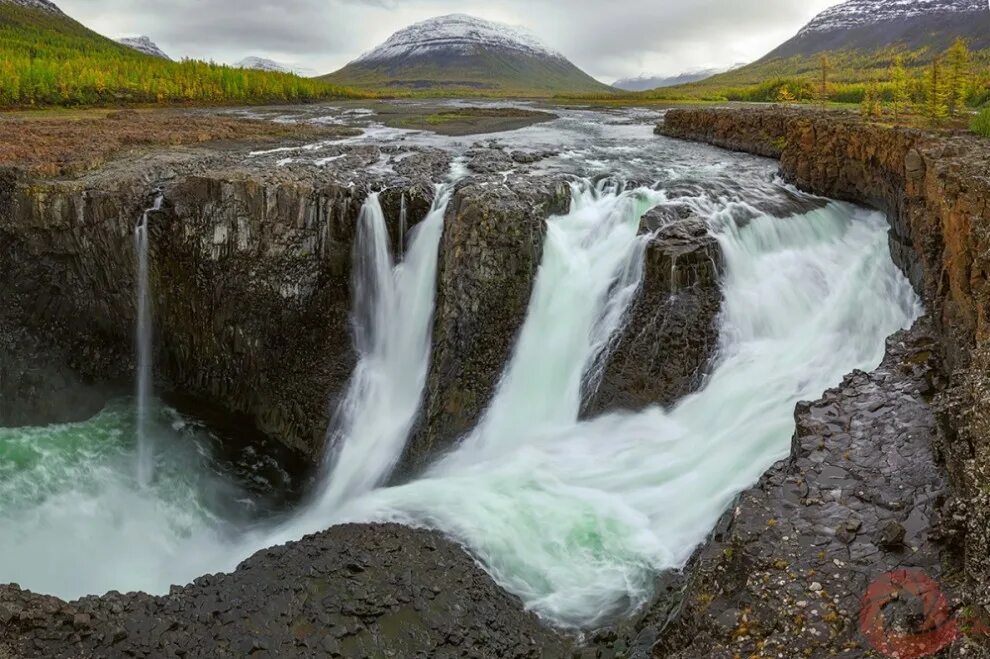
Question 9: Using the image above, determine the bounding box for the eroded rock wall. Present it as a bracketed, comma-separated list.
[0, 164, 439, 458]
[405, 178, 571, 468]
[586, 210, 723, 416]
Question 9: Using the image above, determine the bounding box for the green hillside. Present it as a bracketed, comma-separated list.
[643, 46, 990, 105]
[0, 2, 363, 108]
[563, 5, 990, 107]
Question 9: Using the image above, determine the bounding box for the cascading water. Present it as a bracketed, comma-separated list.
[134, 193, 163, 487]
[324, 188, 920, 628]
[457, 180, 664, 460]
[398, 192, 408, 259]
[311, 178, 455, 513]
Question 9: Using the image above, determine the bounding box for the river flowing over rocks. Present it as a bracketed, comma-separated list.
[2, 102, 987, 657]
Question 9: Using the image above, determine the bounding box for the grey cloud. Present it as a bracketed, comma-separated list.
[56, 0, 840, 80]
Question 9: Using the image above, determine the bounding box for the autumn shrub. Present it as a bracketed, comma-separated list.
[971, 107, 990, 137]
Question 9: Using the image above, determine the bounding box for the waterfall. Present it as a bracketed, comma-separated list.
[456, 181, 665, 460]
[311, 181, 454, 512]
[134, 193, 163, 487]
[332, 192, 920, 628]
[398, 193, 408, 259]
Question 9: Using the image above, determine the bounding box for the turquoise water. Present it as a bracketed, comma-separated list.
[0, 400, 285, 599]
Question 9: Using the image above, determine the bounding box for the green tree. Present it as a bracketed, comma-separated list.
[945, 38, 972, 116]
[925, 56, 949, 126]
[972, 107, 990, 138]
[890, 56, 910, 123]
[861, 78, 882, 118]
[817, 54, 832, 109]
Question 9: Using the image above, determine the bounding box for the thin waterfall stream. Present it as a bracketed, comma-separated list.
[134, 192, 163, 487]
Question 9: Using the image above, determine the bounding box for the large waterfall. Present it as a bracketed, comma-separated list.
[134, 193, 163, 487]
[317, 187, 920, 628]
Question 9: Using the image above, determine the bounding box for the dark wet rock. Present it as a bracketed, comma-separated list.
[653, 321, 956, 657]
[466, 148, 515, 174]
[0, 307, 120, 427]
[585, 210, 722, 415]
[877, 519, 907, 548]
[0, 524, 571, 658]
[509, 150, 559, 165]
[405, 175, 572, 467]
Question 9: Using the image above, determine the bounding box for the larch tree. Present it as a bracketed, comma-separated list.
[890, 56, 910, 123]
[818, 54, 832, 109]
[925, 56, 949, 125]
[945, 38, 972, 117]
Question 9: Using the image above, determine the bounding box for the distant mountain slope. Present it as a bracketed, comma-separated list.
[613, 69, 724, 92]
[235, 56, 315, 77]
[644, 0, 990, 100]
[322, 14, 613, 96]
[765, 0, 990, 59]
[117, 35, 170, 60]
[0, 0, 360, 107]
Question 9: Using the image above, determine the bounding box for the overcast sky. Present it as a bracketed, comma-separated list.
[57, 0, 841, 82]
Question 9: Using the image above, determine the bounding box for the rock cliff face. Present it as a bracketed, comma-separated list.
[586, 210, 722, 415]
[655, 322, 962, 657]
[405, 177, 571, 467]
[661, 107, 990, 639]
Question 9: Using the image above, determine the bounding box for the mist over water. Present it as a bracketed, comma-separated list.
[0, 403, 265, 599]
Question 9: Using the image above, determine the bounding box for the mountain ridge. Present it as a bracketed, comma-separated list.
[0, 0, 61, 15]
[764, 0, 990, 59]
[0, 0, 361, 107]
[613, 70, 721, 92]
[323, 14, 612, 96]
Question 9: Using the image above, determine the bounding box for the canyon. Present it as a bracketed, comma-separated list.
[1, 104, 988, 657]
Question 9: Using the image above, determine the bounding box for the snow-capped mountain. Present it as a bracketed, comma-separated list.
[798, 0, 986, 36]
[323, 14, 611, 95]
[763, 0, 990, 59]
[1, 0, 63, 14]
[117, 36, 171, 60]
[613, 68, 726, 92]
[354, 14, 565, 63]
[235, 57, 293, 73]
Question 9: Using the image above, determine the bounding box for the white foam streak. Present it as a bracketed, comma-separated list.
[458, 182, 663, 460]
